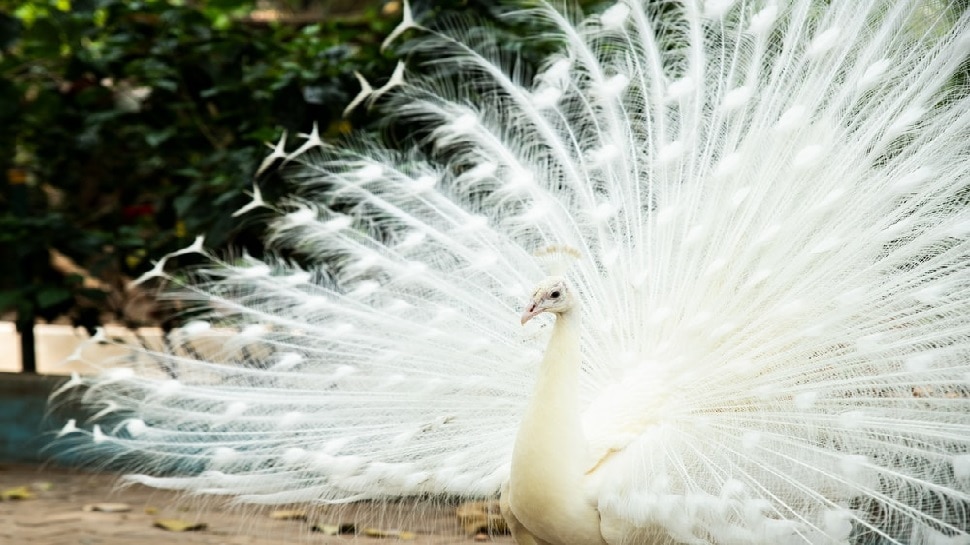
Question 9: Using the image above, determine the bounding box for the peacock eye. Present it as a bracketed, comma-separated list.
[550, 290, 561, 299]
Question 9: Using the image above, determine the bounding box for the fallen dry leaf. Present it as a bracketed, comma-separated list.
[153, 518, 208, 532]
[457, 501, 508, 535]
[269, 509, 307, 520]
[83, 502, 132, 513]
[363, 528, 416, 539]
[1, 486, 33, 501]
[311, 522, 356, 535]
[312, 523, 340, 535]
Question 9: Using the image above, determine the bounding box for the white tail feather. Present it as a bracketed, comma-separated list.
[56, 1, 970, 544]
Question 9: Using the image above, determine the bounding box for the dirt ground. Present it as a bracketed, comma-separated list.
[0, 464, 515, 545]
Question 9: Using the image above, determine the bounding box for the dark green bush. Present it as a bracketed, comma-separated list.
[0, 0, 408, 331]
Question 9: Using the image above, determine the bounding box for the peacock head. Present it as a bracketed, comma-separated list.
[521, 276, 574, 325]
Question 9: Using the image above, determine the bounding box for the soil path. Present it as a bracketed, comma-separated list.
[0, 464, 514, 544]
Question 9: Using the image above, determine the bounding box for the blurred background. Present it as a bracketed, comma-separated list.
[1, 0, 401, 376]
[0, 0, 576, 376]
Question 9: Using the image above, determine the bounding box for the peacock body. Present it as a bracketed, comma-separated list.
[57, 1, 970, 544]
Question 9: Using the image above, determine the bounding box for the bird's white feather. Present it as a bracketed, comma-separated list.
[56, 1, 970, 543]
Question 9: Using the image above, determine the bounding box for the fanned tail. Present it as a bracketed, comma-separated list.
[52, 1, 970, 543]
[572, 1, 970, 544]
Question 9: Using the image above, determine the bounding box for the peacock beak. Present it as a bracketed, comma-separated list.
[520, 302, 541, 325]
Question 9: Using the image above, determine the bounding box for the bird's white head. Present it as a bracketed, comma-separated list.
[521, 276, 575, 325]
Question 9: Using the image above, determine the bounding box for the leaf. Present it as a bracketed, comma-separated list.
[173, 194, 197, 216]
[311, 524, 340, 535]
[0, 289, 27, 312]
[268, 509, 306, 520]
[311, 522, 356, 534]
[456, 501, 508, 535]
[36, 287, 72, 309]
[1, 486, 33, 500]
[77, 287, 108, 301]
[145, 127, 176, 147]
[83, 502, 132, 512]
[154, 79, 178, 92]
[153, 519, 207, 532]
[362, 528, 416, 539]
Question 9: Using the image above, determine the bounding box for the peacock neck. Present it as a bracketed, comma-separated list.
[527, 309, 583, 447]
[509, 308, 604, 544]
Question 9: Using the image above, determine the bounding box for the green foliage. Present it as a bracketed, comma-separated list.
[0, 0, 407, 330]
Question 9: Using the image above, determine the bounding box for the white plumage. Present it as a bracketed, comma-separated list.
[58, 1, 970, 544]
